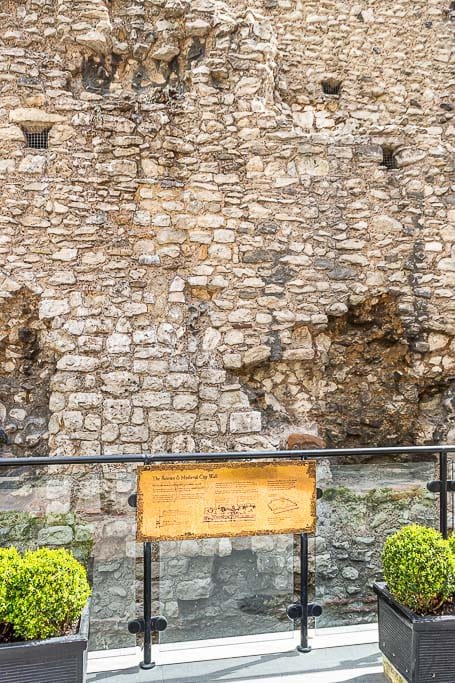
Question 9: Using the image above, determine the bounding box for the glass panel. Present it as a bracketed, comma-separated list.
[0, 455, 444, 651]
[0, 463, 137, 651]
[159, 534, 295, 643]
[313, 457, 437, 630]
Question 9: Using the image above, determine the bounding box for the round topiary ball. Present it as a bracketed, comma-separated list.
[7, 547, 91, 641]
[382, 524, 453, 613]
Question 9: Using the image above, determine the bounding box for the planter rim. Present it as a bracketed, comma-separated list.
[373, 581, 455, 625]
[0, 597, 90, 651]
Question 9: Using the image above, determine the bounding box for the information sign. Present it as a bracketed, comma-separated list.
[137, 460, 316, 541]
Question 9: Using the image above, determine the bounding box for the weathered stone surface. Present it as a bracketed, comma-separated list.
[0, 0, 453, 652]
[149, 411, 196, 433]
[229, 412, 261, 434]
[10, 108, 65, 126]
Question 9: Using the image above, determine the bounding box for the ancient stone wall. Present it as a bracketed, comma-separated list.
[0, 0, 453, 646]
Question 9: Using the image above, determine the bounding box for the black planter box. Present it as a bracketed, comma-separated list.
[0, 600, 90, 683]
[374, 582, 455, 683]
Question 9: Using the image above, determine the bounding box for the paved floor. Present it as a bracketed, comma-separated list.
[87, 643, 386, 683]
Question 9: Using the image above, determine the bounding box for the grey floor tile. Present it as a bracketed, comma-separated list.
[87, 643, 386, 683]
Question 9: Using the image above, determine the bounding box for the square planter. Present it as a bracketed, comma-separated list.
[0, 599, 90, 683]
[374, 582, 455, 683]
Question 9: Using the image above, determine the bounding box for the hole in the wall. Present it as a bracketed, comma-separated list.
[381, 145, 398, 170]
[322, 79, 341, 96]
[187, 38, 205, 64]
[82, 55, 120, 94]
[23, 128, 49, 149]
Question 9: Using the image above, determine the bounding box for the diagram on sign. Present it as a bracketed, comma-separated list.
[203, 503, 256, 523]
[268, 497, 299, 514]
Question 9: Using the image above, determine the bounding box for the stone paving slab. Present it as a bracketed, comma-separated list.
[87, 643, 386, 683]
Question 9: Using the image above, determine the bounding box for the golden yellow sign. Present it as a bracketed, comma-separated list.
[137, 460, 316, 541]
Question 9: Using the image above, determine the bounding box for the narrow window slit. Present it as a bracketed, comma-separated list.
[322, 79, 341, 96]
[381, 145, 398, 170]
[23, 128, 50, 149]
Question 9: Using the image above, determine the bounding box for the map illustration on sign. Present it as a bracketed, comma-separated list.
[137, 460, 316, 541]
[268, 497, 299, 514]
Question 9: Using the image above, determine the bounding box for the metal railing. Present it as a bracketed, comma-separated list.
[0, 444, 454, 668]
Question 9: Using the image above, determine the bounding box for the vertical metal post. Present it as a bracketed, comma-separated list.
[140, 541, 155, 669]
[297, 531, 311, 653]
[439, 452, 448, 539]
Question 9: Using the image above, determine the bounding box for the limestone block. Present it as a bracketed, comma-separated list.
[282, 347, 315, 361]
[394, 147, 426, 168]
[75, 30, 110, 54]
[220, 391, 249, 408]
[242, 345, 271, 367]
[175, 578, 213, 600]
[57, 355, 100, 372]
[102, 424, 120, 442]
[39, 299, 71, 319]
[37, 526, 73, 545]
[370, 215, 403, 234]
[102, 399, 131, 423]
[67, 393, 102, 409]
[101, 372, 140, 396]
[97, 160, 137, 177]
[106, 333, 131, 354]
[0, 159, 15, 173]
[223, 353, 242, 369]
[18, 155, 46, 174]
[173, 394, 198, 410]
[52, 248, 77, 261]
[438, 257, 455, 272]
[297, 157, 329, 177]
[119, 425, 148, 442]
[186, 18, 211, 36]
[133, 392, 171, 408]
[9, 108, 65, 127]
[202, 328, 221, 351]
[292, 111, 314, 129]
[229, 411, 261, 433]
[342, 566, 359, 580]
[148, 411, 196, 433]
[151, 43, 180, 62]
[49, 124, 74, 143]
[0, 125, 24, 141]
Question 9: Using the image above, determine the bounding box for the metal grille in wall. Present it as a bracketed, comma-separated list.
[23, 129, 49, 149]
[381, 147, 397, 170]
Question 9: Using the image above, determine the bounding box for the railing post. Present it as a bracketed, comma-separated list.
[297, 531, 311, 653]
[439, 451, 448, 539]
[140, 541, 155, 669]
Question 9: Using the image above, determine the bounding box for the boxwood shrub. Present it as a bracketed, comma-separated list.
[382, 524, 454, 613]
[449, 533, 455, 557]
[0, 546, 90, 641]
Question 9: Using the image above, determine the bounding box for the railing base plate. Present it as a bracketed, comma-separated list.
[140, 661, 156, 670]
[297, 645, 312, 653]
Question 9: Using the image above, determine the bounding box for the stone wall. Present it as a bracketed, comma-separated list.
[0, 0, 453, 647]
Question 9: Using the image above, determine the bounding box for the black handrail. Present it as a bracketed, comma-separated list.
[0, 444, 454, 467]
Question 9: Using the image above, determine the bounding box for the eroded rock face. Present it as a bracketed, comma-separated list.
[0, 0, 453, 647]
[0, 288, 54, 456]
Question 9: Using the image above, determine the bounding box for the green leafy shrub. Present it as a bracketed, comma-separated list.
[0, 547, 21, 622]
[382, 525, 454, 613]
[0, 546, 90, 641]
[449, 534, 455, 557]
